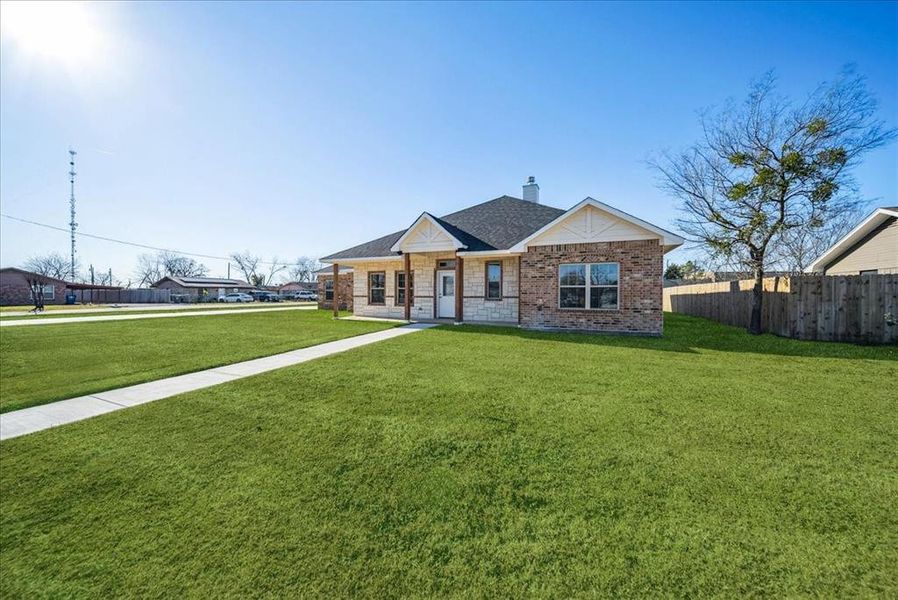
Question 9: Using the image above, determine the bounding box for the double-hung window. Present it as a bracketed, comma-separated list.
[395, 271, 414, 305]
[559, 263, 619, 309]
[324, 279, 334, 301]
[485, 262, 502, 300]
[368, 272, 386, 305]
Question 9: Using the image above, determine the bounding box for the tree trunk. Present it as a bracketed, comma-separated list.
[749, 267, 764, 335]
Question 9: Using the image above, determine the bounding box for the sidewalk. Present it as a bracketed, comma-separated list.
[0, 323, 436, 440]
[0, 305, 316, 327]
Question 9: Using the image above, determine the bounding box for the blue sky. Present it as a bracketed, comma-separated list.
[1, 1, 895, 282]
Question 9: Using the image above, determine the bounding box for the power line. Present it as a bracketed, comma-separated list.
[0, 213, 291, 266]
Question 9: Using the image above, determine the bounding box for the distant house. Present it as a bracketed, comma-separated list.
[809, 207, 898, 275]
[278, 281, 317, 296]
[152, 276, 253, 301]
[0, 268, 69, 306]
[316, 265, 353, 310]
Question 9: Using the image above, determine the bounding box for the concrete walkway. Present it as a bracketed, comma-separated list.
[0, 305, 316, 327]
[0, 323, 435, 441]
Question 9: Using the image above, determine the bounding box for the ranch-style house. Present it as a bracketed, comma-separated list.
[321, 178, 684, 335]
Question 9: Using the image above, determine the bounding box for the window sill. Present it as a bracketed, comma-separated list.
[558, 307, 621, 312]
[484, 297, 503, 302]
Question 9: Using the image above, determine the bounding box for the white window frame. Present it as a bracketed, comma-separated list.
[558, 262, 620, 311]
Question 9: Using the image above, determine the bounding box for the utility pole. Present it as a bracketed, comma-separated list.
[68, 148, 78, 280]
[90, 264, 95, 285]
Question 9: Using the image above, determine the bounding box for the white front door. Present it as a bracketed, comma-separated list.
[437, 270, 455, 318]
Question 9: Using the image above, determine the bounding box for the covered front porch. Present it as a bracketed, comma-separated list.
[328, 250, 520, 325]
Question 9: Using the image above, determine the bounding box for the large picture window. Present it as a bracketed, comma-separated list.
[324, 279, 334, 301]
[559, 263, 619, 310]
[485, 261, 502, 300]
[368, 271, 386, 305]
[395, 271, 414, 305]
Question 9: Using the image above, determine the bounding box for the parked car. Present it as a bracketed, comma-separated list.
[170, 294, 191, 304]
[296, 290, 318, 301]
[218, 292, 254, 303]
[257, 291, 281, 302]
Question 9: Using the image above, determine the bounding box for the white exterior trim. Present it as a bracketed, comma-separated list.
[509, 197, 684, 253]
[389, 212, 467, 253]
[807, 207, 898, 273]
[325, 256, 403, 264]
[455, 250, 520, 258]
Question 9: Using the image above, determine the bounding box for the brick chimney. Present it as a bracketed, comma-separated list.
[522, 176, 539, 203]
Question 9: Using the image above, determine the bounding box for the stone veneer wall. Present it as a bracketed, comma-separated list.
[462, 257, 518, 323]
[316, 273, 353, 311]
[519, 239, 663, 335]
[351, 252, 457, 320]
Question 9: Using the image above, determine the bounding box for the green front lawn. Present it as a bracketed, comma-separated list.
[0, 310, 394, 413]
[0, 302, 315, 319]
[1, 315, 896, 597]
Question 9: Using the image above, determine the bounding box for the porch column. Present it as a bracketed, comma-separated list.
[332, 263, 339, 318]
[403, 253, 411, 321]
[517, 255, 522, 325]
[455, 254, 463, 323]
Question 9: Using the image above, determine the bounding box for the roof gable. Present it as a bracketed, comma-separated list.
[510, 198, 684, 253]
[808, 207, 898, 272]
[390, 213, 468, 253]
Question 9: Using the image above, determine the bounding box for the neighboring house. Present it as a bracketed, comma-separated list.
[315, 265, 353, 311]
[321, 178, 684, 335]
[808, 207, 898, 275]
[278, 281, 318, 296]
[152, 276, 253, 301]
[0, 268, 68, 306]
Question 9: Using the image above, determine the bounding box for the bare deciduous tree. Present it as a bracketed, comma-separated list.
[135, 251, 208, 287]
[771, 206, 867, 273]
[230, 251, 261, 285]
[652, 69, 895, 334]
[229, 251, 287, 287]
[289, 256, 321, 283]
[24, 252, 77, 281]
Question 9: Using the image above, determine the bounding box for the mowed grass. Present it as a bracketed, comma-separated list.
[0, 310, 395, 412]
[1, 314, 896, 597]
[0, 302, 314, 319]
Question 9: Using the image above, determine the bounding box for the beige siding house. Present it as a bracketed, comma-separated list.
[321, 178, 684, 335]
[809, 207, 898, 275]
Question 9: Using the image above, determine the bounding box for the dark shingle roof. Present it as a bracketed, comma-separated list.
[322, 196, 565, 260]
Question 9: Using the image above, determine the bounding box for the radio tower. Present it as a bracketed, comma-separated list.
[68, 148, 78, 280]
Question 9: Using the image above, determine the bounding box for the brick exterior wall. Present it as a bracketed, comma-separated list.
[317, 273, 354, 311]
[0, 270, 67, 306]
[519, 240, 664, 335]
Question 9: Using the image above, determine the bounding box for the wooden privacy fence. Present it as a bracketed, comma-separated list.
[664, 275, 898, 344]
[68, 288, 172, 304]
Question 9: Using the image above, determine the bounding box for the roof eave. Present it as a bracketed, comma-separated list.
[807, 208, 898, 272]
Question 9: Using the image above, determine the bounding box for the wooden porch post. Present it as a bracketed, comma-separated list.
[332, 263, 339, 318]
[455, 254, 463, 323]
[517, 255, 522, 325]
[403, 253, 411, 321]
